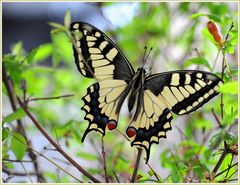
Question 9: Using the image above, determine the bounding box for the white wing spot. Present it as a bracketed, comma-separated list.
[73, 23, 79, 29]
[87, 36, 97, 41]
[196, 73, 203, 78]
[204, 93, 209, 98]
[95, 32, 101, 37]
[89, 48, 101, 54]
[99, 41, 108, 50]
[87, 42, 95, 47]
[185, 74, 191, 84]
[170, 73, 180, 86]
[106, 48, 118, 61]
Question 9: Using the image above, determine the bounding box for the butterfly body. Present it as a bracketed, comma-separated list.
[70, 22, 223, 162]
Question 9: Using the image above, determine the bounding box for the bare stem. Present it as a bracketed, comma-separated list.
[211, 108, 223, 128]
[130, 148, 142, 183]
[17, 97, 101, 183]
[211, 142, 228, 176]
[2, 63, 45, 182]
[101, 137, 109, 183]
[28, 94, 74, 102]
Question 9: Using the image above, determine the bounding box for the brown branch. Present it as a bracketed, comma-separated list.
[17, 97, 101, 183]
[3, 168, 39, 176]
[101, 137, 109, 183]
[130, 148, 142, 183]
[112, 170, 120, 183]
[211, 108, 223, 128]
[2, 63, 45, 182]
[2, 159, 35, 163]
[215, 162, 238, 178]
[28, 94, 74, 102]
[211, 142, 228, 177]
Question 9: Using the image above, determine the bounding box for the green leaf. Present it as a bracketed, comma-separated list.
[11, 41, 25, 56]
[2, 127, 10, 141]
[11, 133, 27, 160]
[218, 81, 238, 94]
[184, 57, 211, 70]
[26, 43, 53, 64]
[190, 13, 222, 23]
[64, 9, 71, 28]
[3, 108, 26, 123]
[48, 22, 65, 29]
[76, 151, 98, 161]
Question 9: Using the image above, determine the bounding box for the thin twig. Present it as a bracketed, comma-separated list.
[2, 159, 35, 163]
[112, 170, 120, 183]
[101, 137, 109, 183]
[211, 108, 223, 128]
[147, 163, 160, 181]
[2, 63, 45, 182]
[3, 168, 39, 176]
[20, 161, 33, 183]
[17, 97, 101, 183]
[28, 94, 74, 102]
[130, 148, 142, 183]
[211, 142, 228, 176]
[215, 162, 238, 178]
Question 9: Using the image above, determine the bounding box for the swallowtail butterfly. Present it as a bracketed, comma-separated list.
[70, 22, 223, 163]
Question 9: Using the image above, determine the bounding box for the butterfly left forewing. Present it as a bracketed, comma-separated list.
[70, 22, 134, 81]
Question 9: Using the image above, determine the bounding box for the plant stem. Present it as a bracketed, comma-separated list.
[17, 97, 101, 183]
[130, 148, 142, 183]
[29, 94, 74, 102]
[101, 137, 109, 183]
[2, 63, 45, 182]
[211, 143, 228, 176]
[211, 108, 223, 128]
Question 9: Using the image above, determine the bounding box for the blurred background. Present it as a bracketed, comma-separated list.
[2, 2, 238, 183]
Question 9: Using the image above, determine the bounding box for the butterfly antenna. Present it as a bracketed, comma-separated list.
[143, 47, 153, 68]
[142, 46, 148, 67]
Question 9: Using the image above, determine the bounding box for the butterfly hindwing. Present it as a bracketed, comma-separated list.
[127, 89, 172, 162]
[70, 22, 134, 81]
[145, 70, 223, 115]
[81, 79, 129, 141]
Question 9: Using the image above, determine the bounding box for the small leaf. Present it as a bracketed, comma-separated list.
[184, 57, 211, 70]
[2, 127, 10, 141]
[218, 81, 238, 94]
[3, 108, 26, 123]
[26, 43, 53, 64]
[64, 9, 71, 28]
[11, 133, 27, 160]
[48, 22, 65, 29]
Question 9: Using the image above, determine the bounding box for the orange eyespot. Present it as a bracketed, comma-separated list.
[207, 21, 223, 46]
[126, 127, 137, 137]
[107, 120, 117, 130]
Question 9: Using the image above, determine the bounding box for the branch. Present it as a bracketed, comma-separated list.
[2, 159, 35, 163]
[101, 137, 109, 182]
[211, 142, 228, 176]
[17, 97, 101, 183]
[2, 63, 45, 182]
[130, 148, 142, 183]
[28, 94, 74, 102]
[211, 108, 223, 128]
[3, 168, 39, 176]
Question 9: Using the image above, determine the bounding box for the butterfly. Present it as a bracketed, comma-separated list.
[70, 22, 223, 163]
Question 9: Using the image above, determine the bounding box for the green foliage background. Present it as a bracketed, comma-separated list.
[2, 2, 238, 183]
